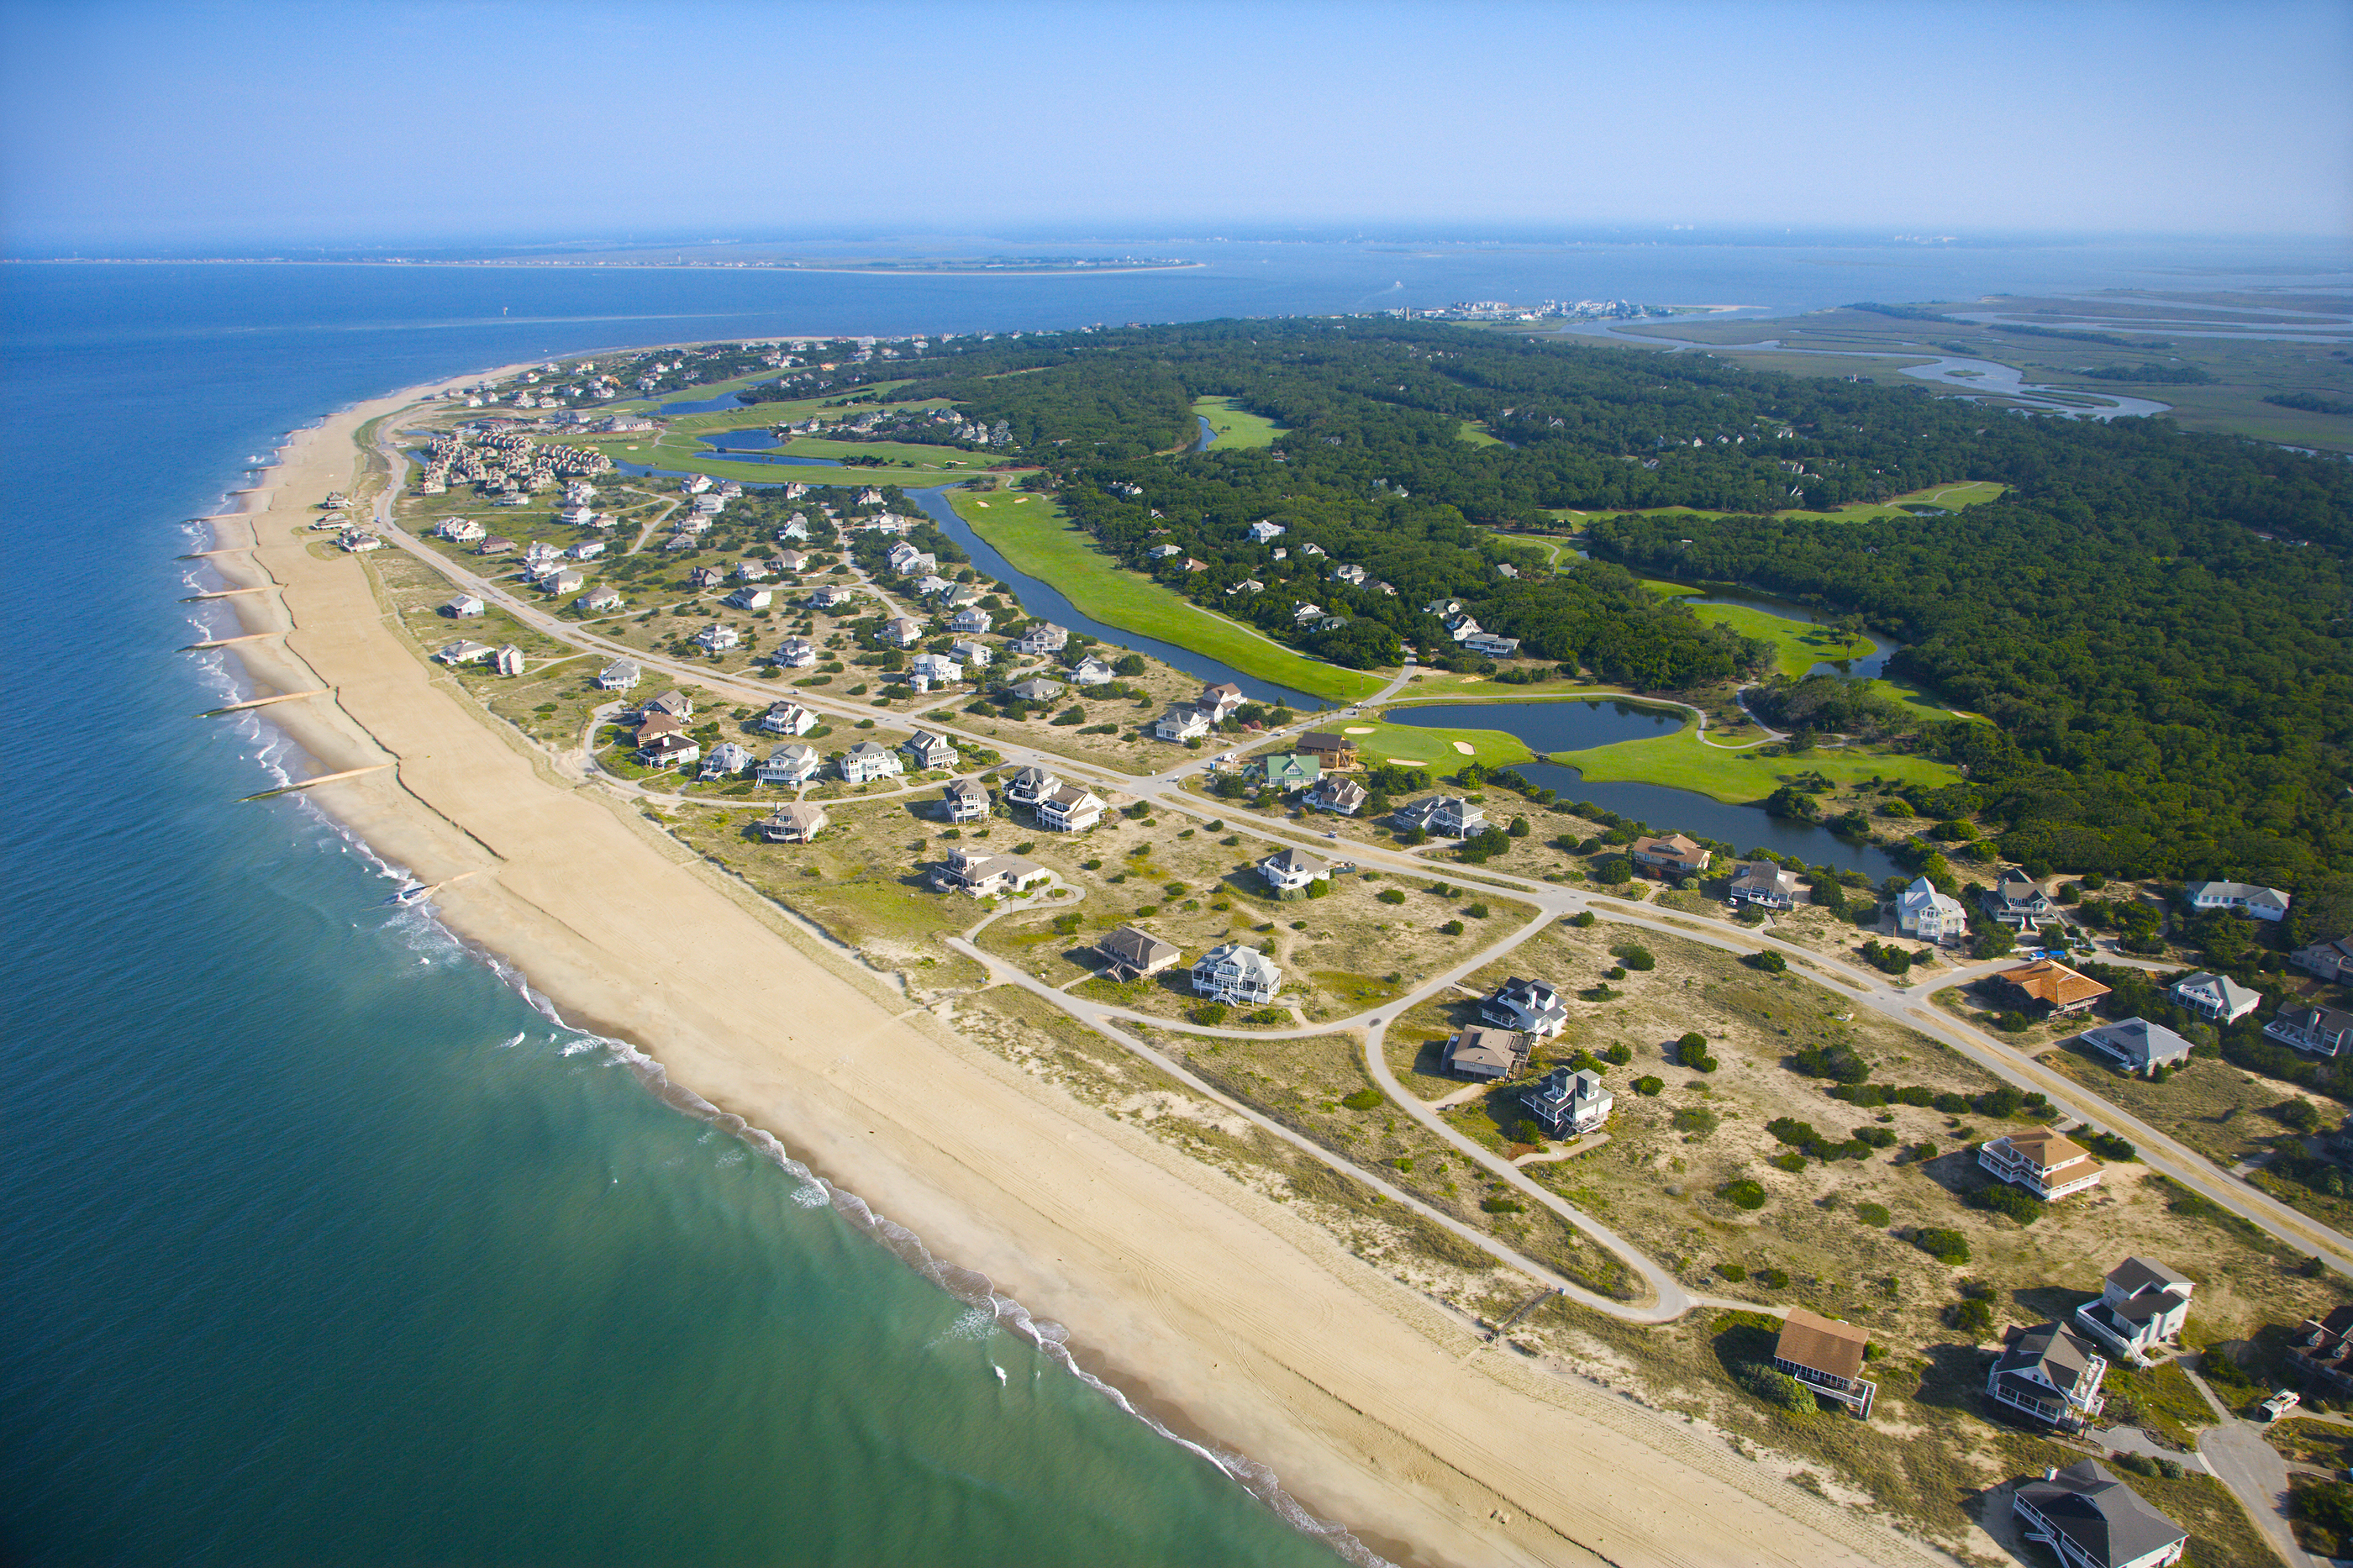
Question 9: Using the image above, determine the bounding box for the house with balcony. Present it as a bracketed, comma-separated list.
[940, 778, 989, 823]
[1994, 959, 2112, 1018]
[2266, 1002, 2353, 1058]
[2169, 971, 2261, 1024]
[930, 849, 1050, 899]
[1297, 731, 1358, 769]
[902, 731, 957, 771]
[761, 702, 817, 736]
[1728, 862, 1802, 909]
[724, 587, 772, 611]
[1521, 1065, 1611, 1137]
[2291, 936, 2353, 984]
[1197, 682, 1245, 723]
[2182, 880, 2291, 922]
[877, 617, 924, 650]
[1005, 678, 1063, 705]
[1980, 1129, 2103, 1200]
[2010, 1460, 2187, 1568]
[760, 802, 829, 843]
[1440, 1027, 1529, 1081]
[1898, 876, 1969, 943]
[1256, 846, 1330, 897]
[947, 607, 993, 635]
[1258, 752, 1320, 792]
[1772, 1308, 1876, 1418]
[1003, 766, 1061, 808]
[1982, 867, 2059, 934]
[2079, 1017, 2194, 1076]
[698, 741, 753, 779]
[2074, 1258, 2192, 1366]
[756, 743, 822, 786]
[1392, 796, 1484, 839]
[1094, 927, 1180, 982]
[1192, 943, 1281, 1006]
[1480, 976, 1569, 1037]
[950, 638, 992, 671]
[596, 659, 643, 692]
[1307, 776, 1368, 816]
[1015, 623, 1069, 656]
[1154, 705, 1210, 742]
[639, 733, 700, 770]
[771, 636, 819, 669]
[839, 741, 904, 783]
[2288, 1304, 2353, 1392]
[1987, 1322, 2108, 1433]
[1035, 785, 1104, 833]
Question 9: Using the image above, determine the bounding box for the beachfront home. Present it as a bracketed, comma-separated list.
[1016, 623, 1069, 656]
[2079, 1018, 2195, 1076]
[337, 529, 382, 552]
[634, 714, 685, 748]
[807, 586, 856, 610]
[1522, 1066, 1612, 1138]
[1191, 944, 1281, 1007]
[443, 595, 487, 618]
[435, 517, 486, 543]
[771, 550, 811, 574]
[596, 658, 642, 691]
[690, 624, 740, 654]
[1258, 752, 1319, 792]
[1004, 766, 1061, 808]
[902, 731, 957, 771]
[493, 645, 524, 677]
[761, 802, 829, 843]
[1773, 1309, 1876, 1418]
[725, 587, 773, 611]
[1987, 1323, 2108, 1433]
[1728, 862, 1803, 909]
[1094, 927, 1181, 982]
[545, 570, 586, 595]
[940, 778, 989, 823]
[1442, 1027, 1529, 1081]
[2075, 1258, 2193, 1365]
[2182, 880, 2292, 922]
[698, 742, 753, 780]
[1897, 876, 1969, 943]
[772, 637, 819, 669]
[1629, 834, 1711, 880]
[1035, 785, 1105, 834]
[477, 535, 515, 556]
[2170, 971, 2262, 1024]
[756, 744, 822, 786]
[761, 702, 817, 736]
[2290, 1305, 2353, 1392]
[1256, 847, 1330, 897]
[434, 639, 496, 666]
[1197, 682, 1245, 723]
[1480, 976, 1569, 1037]
[2266, 1002, 2353, 1058]
[640, 733, 700, 770]
[689, 566, 727, 591]
[2292, 936, 2353, 984]
[1247, 520, 1285, 544]
[1980, 1129, 2104, 1201]
[839, 741, 904, 784]
[930, 848, 1050, 899]
[1307, 777, 1368, 816]
[2009, 1460, 2186, 1568]
[1994, 959, 2112, 1018]
[1155, 706, 1211, 743]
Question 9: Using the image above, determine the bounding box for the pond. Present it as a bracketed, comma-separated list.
[652, 381, 783, 415]
[1387, 701, 1901, 879]
[905, 487, 1323, 710]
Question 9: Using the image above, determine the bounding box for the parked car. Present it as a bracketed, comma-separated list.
[2261, 1390, 2302, 1421]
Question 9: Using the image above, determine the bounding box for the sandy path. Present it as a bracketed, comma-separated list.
[191, 383, 1940, 1568]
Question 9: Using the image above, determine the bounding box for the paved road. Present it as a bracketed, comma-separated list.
[346, 429, 2353, 1301]
[2183, 1365, 2324, 1567]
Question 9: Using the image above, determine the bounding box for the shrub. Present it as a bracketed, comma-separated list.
[1736, 1360, 1819, 1413]
[1377, 888, 1406, 904]
[1977, 1182, 2046, 1225]
[2278, 1098, 2324, 1133]
[1305, 878, 1332, 899]
[1514, 1118, 1545, 1144]
[1677, 1035, 1713, 1069]
[1756, 1267, 1790, 1290]
[2081, 1130, 2138, 1161]
[1188, 1002, 1229, 1026]
[1480, 1196, 1525, 1214]
[1613, 944, 1656, 971]
[1464, 902, 1490, 918]
[1634, 1076, 1665, 1096]
[1768, 1152, 1808, 1173]
[1717, 1261, 1747, 1281]
[1745, 950, 1787, 973]
[1603, 1044, 1632, 1066]
[1855, 1127, 1897, 1149]
[1721, 1179, 1768, 1210]
[1340, 1089, 1383, 1112]
[1855, 1202, 1892, 1227]
[1792, 1044, 1871, 1084]
[1913, 1228, 1971, 1265]
[1567, 911, 1596, 928]
[1671, 1108, 1719, 1137]
[1952, 1297, 1993, 1334]
[1439, 919, 1465, 936]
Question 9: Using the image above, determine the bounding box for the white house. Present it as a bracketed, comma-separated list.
[1987, 1323, 2108, 1434]
[1197, 682, 1245, 723]
[434, 639, 495, 665]
[435, 517, 485, 543]
[581, 586, 624, 613]
[1154, 705, 1210, 742]
[948, 607, 993, 636]
[544, 569, 586, 595]
[1247, 521, 1285, 544]
[725, 587, 773, 611]
[1004, 766, 1061, 808]
[2182, 881, 2291, 922]
[2074, 1258, 2193, 1366]
[2079, 1017, 2195, 1076]
[1192, 943, 1281, 1006]
[639, 733, 700, 770]
[1256, 846, 1330, 895]
[761, 802, 830, 843]
[771, 637, 819, 669]
[949, 638, 992, 670]
[596, 658, 641, 691]
[1393, 796, 1484, 839]
[760, 702, 817, 736]
[940, 778, 990, 823]
[2170, 971, 2261, 1023]
[756, 743, 822, 786]
[1016, 623, 1069, 655]
[839, 741, 904, 783]
[1071, 655, 1114, 686]
[908, 653, 963, 686]
[1522, 1066, 1612, 1138]
[878, 617, 924, 649]
[902, 731, 957, 771]
[930, 848, 1052, 899]
[444, 595, 486, 618]
[1979, 1129, 2103, 1200]
[1035, 785, 1104, 833]
[1897, 876, 1968, 943]
[1479, 977, 1570, 1037]
[699, 741, 754, 779]
[571, 540, 607, 560]
[690, 624, 740, 653]
[492, 645, 524, 677]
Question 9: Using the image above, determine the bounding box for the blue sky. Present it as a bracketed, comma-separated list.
[3, 0, 2347, 250]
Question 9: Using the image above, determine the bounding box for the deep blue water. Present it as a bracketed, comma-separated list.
[1, 238, 2334, 1564]
[1388, 702, 1901, 878]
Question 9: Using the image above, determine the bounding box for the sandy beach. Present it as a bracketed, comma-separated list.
[197, 381, 1940, 1568]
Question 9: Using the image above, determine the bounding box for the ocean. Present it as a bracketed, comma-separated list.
[1, 235, 2339, 1565]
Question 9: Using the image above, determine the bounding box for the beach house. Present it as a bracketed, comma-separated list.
[1003, 766, 1061, 808]
[1006, 678, 1064, 705]
[947, 607, 992, 635]
[1521, 1065, 1611, 1138]
[443, 594, 486, 618]
[940, 778, 990, 823]
[1994, 959, 2112, 1017]
[2079, 1018, 2195, 1076]
[690, 624, 739, 653]
[1440, 1027, 1529, 1081]
[755, 744, 822, 786]
[2289, 1305, 2353, 1392]
[493, 645, 524, 677]
[1294, 733, 1354, 767]
[1191, 944, 1281, 1007]
[1728, 863, 1803, 910]
[1257, 752, 1319, 792]
[1392, 797, 1484, 839]
[2291, 936, 2353, 984]
[1772, 1309, 1877, 1418]
[2182, 880, 2292, 922]
[639, 732, 700, 770]
[1479, 976, 1569, 1037]
[1256, 846, 1329, 897]
[1015, 623, 1069, 656]
[1306, 777, 1368, 816]
[1987, 1323, 2108, 1432]
[434, 639, 496, 666]
[725, 587, 773, 611]
[760, 802, 830, 843]
[771, 637, 819, 669]
[902, 731, 957, 771]
[839, 741, 904, 783]
[950, 638, 992, 671]
[1071, 655, 1114, 686]
[1980, 1128, 2103, 1200]
[877, 617, 923, 649]
[1629, 834, 1711, 880]
[1897, 876, 1969, 943]
[2074, 1258, 2193, 1365]
[929, 848, 1050, 899]
[2169, 971, 2262, 1023]
[2266, 1002, 2353, 1058]
[1196, 682, 1245, 723]
[1982, 867, 2059, 934]
[581, 586, 624, 613]
[1094, 927, 1181, 982]
[1034, 785, 1104, 833]
[760, 702, 817, 736]
[1155, 705, 1211, 743]
[698, 742, 753, 780]
[2009, 1460, 2186, 1568]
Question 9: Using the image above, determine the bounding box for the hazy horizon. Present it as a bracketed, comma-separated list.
[4, 0, 2348, 254]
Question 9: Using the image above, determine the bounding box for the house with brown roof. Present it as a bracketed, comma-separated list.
[760, 802, 829, 843]
[1093, 927, 1180, 982]
[1993, 959, 2111, 1017]
[1773, 1308, 1876, 1418]
[1440, 1027, 1529, 1081]
[1629, 834, 1710, 880]
[1297, 731, 1358, 768]
[1980, 1129, 2103, 1200]
[1987, 1322, 2108, 1433]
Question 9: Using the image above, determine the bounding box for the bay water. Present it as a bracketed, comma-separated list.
[1, 237, 2332, 1564]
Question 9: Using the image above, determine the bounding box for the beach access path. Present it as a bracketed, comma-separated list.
[187, 385, 1943, 1568]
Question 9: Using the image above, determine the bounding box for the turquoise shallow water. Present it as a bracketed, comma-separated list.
[1, 240, 2337, 1565]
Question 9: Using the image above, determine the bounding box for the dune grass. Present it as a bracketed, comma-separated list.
[948, 490, 1383, 703]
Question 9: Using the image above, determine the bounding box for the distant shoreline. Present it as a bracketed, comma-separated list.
[8, 257, 1208, 276]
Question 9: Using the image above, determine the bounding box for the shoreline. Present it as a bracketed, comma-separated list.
[192, 372, 1937, 1568]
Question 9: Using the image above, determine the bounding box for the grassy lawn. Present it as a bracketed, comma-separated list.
[1455, 420, 1504, 446]
[1550, 723, 1959, 802]
[1639, 581, 1874, 681]
[947, 489, 1385, 703]
[1189, 395, 1285, 449]
[1624, 481, 2009, 528]
[1347, 718, 1535, 771]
